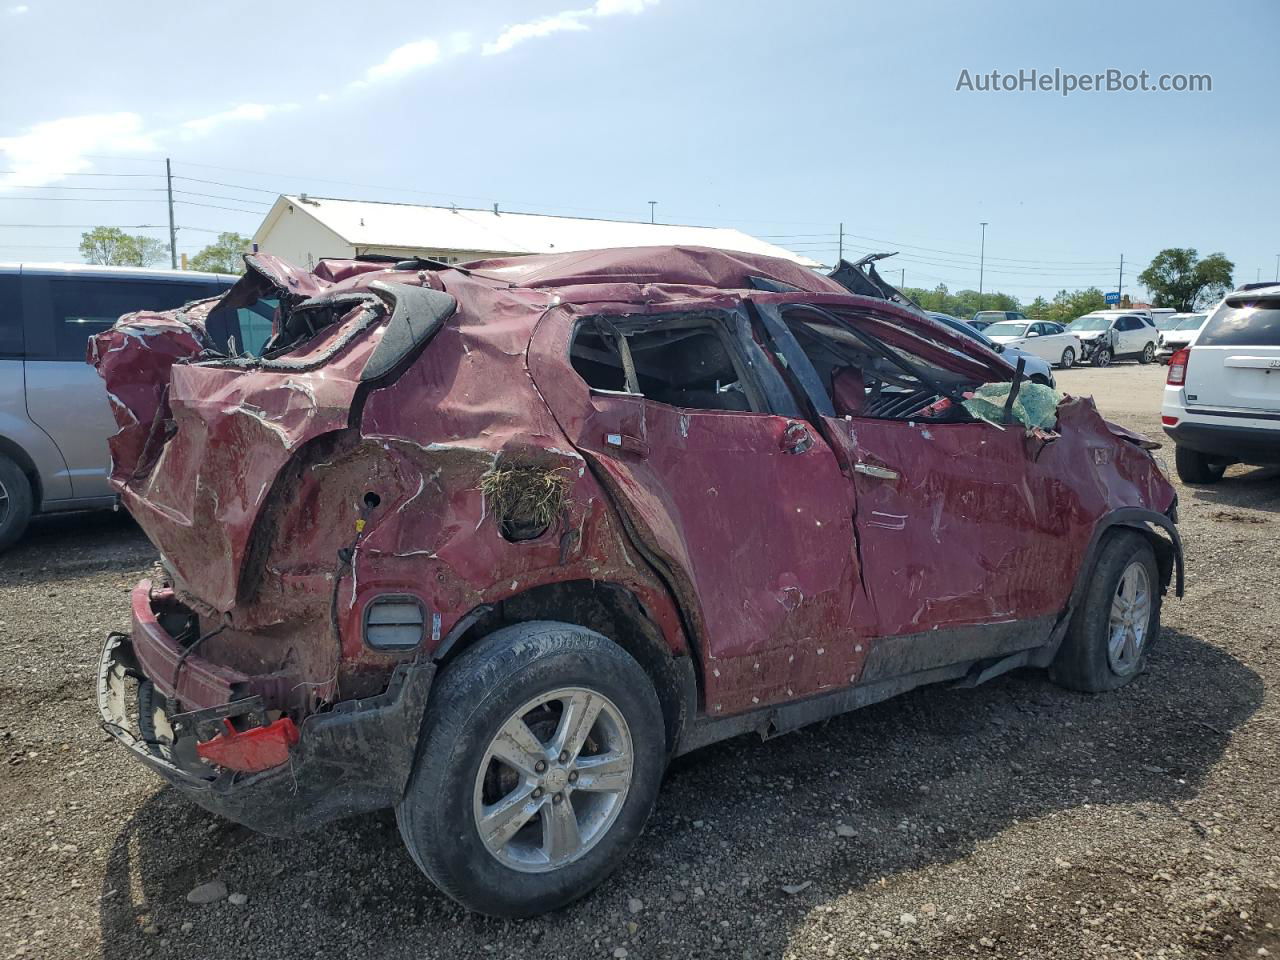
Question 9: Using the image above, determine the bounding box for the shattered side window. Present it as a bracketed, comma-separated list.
[569, 318, 759, 413]
[204, 297, 279, 356]
[783, 309, 980, 422]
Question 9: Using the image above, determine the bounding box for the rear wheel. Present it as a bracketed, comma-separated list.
[1059, 347, 1075, 369]
[1051, 531, 1162, 692]
[396, 622, 666, 917]
[0, 454, 34, 553]
[1140, 342, 1156, 364]
[1174, 445, 1228, 484]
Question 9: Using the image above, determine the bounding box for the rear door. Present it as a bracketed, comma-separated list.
[1185, 295, 1280, 413]
[21, 272, 225, 499]
[530, 302, 867, 716]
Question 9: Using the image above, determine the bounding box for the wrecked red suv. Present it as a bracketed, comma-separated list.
[91, 246, 1182, 917]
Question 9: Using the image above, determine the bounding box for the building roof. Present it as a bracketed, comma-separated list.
[255, 195, 822, 268]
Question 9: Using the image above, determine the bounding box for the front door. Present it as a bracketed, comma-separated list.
[531, 304, 868, 716]
[751, 297, 1074, 679]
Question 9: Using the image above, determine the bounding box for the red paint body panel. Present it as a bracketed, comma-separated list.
[88, 245, 1178, 739]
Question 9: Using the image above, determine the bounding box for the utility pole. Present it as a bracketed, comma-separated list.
[648, 201, 656, 224]
[1117, 253, 1124, 300]
[1275, 253, 1279, 281]
[165, 158, 177, 269]
[838, 222, 844, 263]
[978, 221, 988, 309]
[900, 268, 905, 290]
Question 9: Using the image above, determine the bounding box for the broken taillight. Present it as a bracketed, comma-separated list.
[1166, 348, 1190, 386]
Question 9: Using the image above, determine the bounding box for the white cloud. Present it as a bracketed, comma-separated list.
[593, 0, 659, 15]
[363, 38, 442, 83]
[6, 4, 30, 14]
[180, 102, 298, 138]
[482, 0, 658, 56]
[0, 113, 156, 189]
[482, 10, 591, 56]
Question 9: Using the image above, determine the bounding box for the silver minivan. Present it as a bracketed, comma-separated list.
[0, 263, 238, 550]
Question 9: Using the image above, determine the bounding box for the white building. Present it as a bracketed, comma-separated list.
[252, 195, 821, 269]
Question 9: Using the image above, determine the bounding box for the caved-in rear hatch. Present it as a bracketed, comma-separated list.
[90, 257, 456, 613]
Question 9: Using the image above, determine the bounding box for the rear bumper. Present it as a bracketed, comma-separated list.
[1162, 420, 1280, 464]
[97, 631, 435, 836]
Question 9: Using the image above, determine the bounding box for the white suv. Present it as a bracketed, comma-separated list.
[1162, 283, 1280, 482]
[1067, 311, 1160, 366]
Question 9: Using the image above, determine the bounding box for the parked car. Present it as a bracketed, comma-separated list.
[981, 318, 1082, 369]
[969, 309, 1026, 331]
[1162, 283, 1280, 482]
[0, 263, 238, 550]
[1066, 311, 1159, 366]
[1155, 313, 1208, 363]
[926, 311, 1056, 386]
[92, 246, 1182, 918]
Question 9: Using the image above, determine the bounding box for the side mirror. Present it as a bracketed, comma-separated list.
[1026, 331, 1040, 338]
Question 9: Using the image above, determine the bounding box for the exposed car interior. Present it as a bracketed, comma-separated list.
[570, 317, 760, 412]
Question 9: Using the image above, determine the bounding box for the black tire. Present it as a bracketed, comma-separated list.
[1140, 342, 1156, 364]
[1059, 347, 1075, 369]
[1174, 444, 1228, 484]
[396, 621, 666, 918]
[1030, 374, 1051, 386]
[1093, 347, 1112, 367]
[1050, 531, 1162, 693]
[0, 454, 34, 553]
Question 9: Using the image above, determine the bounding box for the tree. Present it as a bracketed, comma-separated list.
[900, 283, 1020, 319]
[1138, 248, 1235, 312]
[188, 232, 251, 275]
[78, 227, 170, 267]
[1024, 296, 1050, 319]
[1042, 287, 1107, 326]
[134, 236, 172, 267]
[79, 227, 140, 266]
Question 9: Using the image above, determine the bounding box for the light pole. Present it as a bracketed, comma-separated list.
[648, 201, 657, 224]
[978, 222, 988, 310]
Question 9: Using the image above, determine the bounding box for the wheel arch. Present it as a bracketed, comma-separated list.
[432, 580, 698, 756]
[1075, 509, 1184, 607]
[0, 433, 42, 510]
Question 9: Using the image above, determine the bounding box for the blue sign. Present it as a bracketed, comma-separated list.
[1104, 291, 1121, 305]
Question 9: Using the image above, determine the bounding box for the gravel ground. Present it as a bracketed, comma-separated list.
[1, 363, 1277, 960]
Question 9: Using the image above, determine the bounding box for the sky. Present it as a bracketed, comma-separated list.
[1, 0, 1277, 303]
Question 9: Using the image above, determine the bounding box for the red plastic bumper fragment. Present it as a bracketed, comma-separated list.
[196, 716, 300, 773]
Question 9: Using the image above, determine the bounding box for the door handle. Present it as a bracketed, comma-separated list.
[780, 421, 813, 454]
[854, 462, 899, 481]
[604, 432, 648, 458]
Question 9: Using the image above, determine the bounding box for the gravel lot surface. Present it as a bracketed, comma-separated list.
[1, 363, 1277, 959]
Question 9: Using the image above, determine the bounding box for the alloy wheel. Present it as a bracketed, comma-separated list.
[1107, 561, 1151, 676]
[0, 477, 8, 526]
[472, 687, 633, 873]
[1060, 347, 1074, 369]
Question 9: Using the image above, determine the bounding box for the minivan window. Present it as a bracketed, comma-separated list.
[0, 275, 21, 358]
[1196, 299, 1280, 347]
[36, 276, 223, 361]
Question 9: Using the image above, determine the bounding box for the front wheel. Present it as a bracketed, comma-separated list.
[1174, 445, 1228, 484]
[1093, 347, 1112, 367]
[1051, 531, 1162, 692]
[1059, 347, 1075, 369]
[396, 622, 666, 918]
[1140, 342, 1156, 364]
